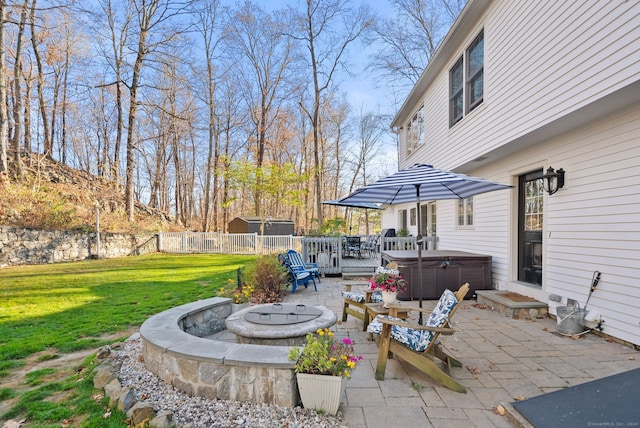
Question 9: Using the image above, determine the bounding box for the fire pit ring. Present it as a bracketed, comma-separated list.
[225, 303, 336, 346]
[243, 303, 323, 325]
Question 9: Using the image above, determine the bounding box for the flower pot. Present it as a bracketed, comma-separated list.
[381, 290, 398, 308]
[296, 373, 345, 415]
[231, 302, 250, 313]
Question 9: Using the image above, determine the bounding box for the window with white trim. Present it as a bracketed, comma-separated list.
[449, 30, 484, 127]
[398, 209, 408, 231]
[406, 105, 424, 155]
[457, 197, 473, 227]
[466, 31, 484, 113]
[449, 57, 464, 126]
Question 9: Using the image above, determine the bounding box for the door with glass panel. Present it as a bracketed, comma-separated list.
[518, 170, 543, 286]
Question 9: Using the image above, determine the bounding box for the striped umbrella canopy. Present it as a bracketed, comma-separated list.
[336, 163, 512, 324]
[337, 163, 512, 205]
[322, 199, 384, 210]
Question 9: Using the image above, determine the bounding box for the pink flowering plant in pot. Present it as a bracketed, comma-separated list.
[288, 328, 363, 378]
[368, 271, 408, 293]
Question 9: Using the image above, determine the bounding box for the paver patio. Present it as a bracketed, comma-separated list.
[284, 277, 640, 428]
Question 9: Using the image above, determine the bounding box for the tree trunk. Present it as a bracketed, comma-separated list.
[12, 0, 29, 178]
[0, 0, 7, 176]
[30, 0, 52, 158]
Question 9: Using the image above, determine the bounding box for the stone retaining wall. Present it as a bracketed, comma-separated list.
[0, 226, 157, 267]
[140, 297, 298, 407]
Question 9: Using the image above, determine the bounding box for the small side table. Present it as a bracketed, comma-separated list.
[364, 302, 411, 332]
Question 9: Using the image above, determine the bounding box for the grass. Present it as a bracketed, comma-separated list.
[0, 253, 256, 427]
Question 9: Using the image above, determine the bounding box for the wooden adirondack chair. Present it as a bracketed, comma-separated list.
[367, 283, 470, 393]
[278, 253, 317, 294]
[285, 249, 321, 282]
[341, 263, 399, 330]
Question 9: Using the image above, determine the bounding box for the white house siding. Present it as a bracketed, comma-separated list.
[398, 0, 640, 171]
[392, 103, 640, 346]
[388, 0, 640, 345]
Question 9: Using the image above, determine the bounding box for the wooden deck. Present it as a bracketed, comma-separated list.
[338, 254, 381, 279]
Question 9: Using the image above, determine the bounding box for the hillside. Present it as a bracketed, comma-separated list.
[0, 153, 182, 233]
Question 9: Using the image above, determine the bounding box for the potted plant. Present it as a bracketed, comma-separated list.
[368, 271, 408, 307]
[288, 328, 362, 415]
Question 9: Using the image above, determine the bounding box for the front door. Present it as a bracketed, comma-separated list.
[518, 170, 543, 286]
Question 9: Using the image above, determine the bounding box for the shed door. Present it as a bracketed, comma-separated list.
[518, 170, 543, 286]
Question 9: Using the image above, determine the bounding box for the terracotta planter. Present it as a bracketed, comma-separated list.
[381, 290, 398, 308]
[296, 373, 345, 415]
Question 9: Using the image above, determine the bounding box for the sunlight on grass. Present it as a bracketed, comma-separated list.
[0, 253, 259, 427]
[0, 253, 256, 362]
[3, 290, 100, 319]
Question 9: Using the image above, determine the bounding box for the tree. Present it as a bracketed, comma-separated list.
[0, 0, 8, 177]
[10, 0, 29, 178]
[293, 0, 373, 231]
[191, 0, 223, 232]
[370, 0, 466, 94]
[123, 0, 186, 222]
[29, 0, 51, 158]
[348, 108, 388, 233]
[225, 1, 296, 218]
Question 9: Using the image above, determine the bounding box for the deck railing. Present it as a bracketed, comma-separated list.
[157, 232, 438, 275]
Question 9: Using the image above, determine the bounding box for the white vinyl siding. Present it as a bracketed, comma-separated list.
[398, 0, 640, 171]
[393, 0, 640, 345]
[436, 105, 640, 345]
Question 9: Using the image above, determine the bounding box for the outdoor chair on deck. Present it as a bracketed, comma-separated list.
[343, 236, 362, 258]
[341, 263, 399, 330]
[360, 235, 379, 258]
[285, 249, 321, 282]
[278, 253, 317, 294]
[367, 283, 469, 393]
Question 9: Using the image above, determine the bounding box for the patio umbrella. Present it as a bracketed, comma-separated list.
[336, 163, 512, 324]
[322, 199, 384, 210]
[323, 199, 384, 235]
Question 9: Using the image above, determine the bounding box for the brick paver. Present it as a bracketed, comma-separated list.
[284, 277, 640, 427]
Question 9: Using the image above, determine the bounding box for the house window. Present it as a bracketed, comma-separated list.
[449, 29, 484, 127]
[457, 197, 473, 227]
[398, 209, 408, 231]
[406, 105, 424, 155]
[466, 31, 484, 113]
[449, 57, 464, 127]
[410, 208, 416, 226]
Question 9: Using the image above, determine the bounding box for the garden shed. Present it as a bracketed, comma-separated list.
[228, 217, 294, 235]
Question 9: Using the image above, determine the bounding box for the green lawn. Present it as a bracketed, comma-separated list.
[0, 253, 256, 427]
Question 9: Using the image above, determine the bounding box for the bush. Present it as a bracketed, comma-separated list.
[244, 256, 289, 303]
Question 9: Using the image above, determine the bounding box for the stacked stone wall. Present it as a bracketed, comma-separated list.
[0, 226, 157, 268]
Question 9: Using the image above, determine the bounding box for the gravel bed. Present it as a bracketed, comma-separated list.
[116, 337, 347, 428]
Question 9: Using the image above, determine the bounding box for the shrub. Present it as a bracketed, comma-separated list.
[244, 255, 288, 303]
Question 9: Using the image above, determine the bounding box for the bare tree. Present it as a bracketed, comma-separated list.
[29, 0, 52, 158]
[293, 0, 373, 230]
[370, 0, 466, 93]
[0, 0, 7, 176]
[123, 0, 186, 222]
[10, 0, 29, 177]
[191, 0, 223, 231]
[225, 1, 295, 218]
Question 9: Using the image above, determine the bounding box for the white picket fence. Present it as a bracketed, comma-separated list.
[158, 232, 303, 255]
[157, 232, 438, 276]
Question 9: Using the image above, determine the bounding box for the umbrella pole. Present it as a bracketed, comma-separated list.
[415, 185, 424, 325]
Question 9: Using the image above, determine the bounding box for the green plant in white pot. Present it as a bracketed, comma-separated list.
[289, 328, 362, 415]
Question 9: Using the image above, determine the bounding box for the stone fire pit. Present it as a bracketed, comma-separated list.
[225, 303, 337, 346]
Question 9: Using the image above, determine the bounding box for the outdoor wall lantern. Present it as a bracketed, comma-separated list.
[542, 166, 565, 195]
